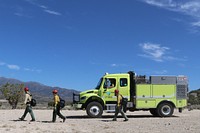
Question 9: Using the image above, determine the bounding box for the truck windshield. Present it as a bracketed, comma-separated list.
[95, 78, 103, 90]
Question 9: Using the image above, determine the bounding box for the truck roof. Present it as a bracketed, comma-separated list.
[103, 73, 129, 77]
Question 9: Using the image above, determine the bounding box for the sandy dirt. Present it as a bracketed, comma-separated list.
[0, 109, 199, 133]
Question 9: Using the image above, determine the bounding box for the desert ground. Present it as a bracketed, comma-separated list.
[0, 109, 199, 133]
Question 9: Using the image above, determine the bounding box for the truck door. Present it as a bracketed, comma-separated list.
[118, 78, 129, 100]
[102, 78, 116, 101]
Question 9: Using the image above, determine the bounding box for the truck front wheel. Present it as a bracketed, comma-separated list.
[86, 102, 103, 118]
[157, 102, 174, 117]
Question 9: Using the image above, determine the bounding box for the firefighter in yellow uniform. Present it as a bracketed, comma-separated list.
[113, 89, 128, 121]
[52, 89, 66, 122]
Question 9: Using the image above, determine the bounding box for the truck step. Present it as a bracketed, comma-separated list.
[105, 104, 116, 112]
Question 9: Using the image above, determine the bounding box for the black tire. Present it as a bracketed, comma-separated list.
[149, 109, 158, 116]
[86, 102, 103, 118]
[157, 102, 174, 117]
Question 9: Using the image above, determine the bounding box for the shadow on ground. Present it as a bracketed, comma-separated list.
[66, 114, 179, 119]
[11, 119, 27, 122]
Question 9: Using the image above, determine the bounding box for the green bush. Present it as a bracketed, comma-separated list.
[0, 83, 24, 109]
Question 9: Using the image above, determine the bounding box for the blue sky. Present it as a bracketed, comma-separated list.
[0, 0, 200, 91]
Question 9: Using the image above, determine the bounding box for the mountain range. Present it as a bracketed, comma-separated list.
[0, 77, 80, 104]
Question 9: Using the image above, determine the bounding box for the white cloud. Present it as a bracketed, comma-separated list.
[0, 60, 41, 73]
[14, 6, 25, 17]
[110, 63, 128, 67]
[39, 5, 48, 9]
[0, 61, 20, 70]
[7, 65, 20, 70]
[192, 21, 200, 26]
[44, 9, 62, 16]
[139, 43, 169, 62]
[180, 1, 200, 15]
[111, 64, 117, 67]
[24, 0, 62, 16]
[154, 70, 168, 75]
[14, 12, 23, 17]
[24, 68, 42, 73]
[138, 42, 187, 62]
[144, 0, 176, 8]
[142, 0, 200, 28]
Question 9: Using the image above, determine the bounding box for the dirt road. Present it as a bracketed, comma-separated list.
[0, 109, 199, 133]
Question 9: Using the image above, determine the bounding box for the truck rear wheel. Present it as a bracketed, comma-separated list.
[86, 102, 103, 118]
[157, 102, 174, 117]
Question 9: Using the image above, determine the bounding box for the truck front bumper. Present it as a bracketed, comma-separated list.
[73, 103, 83, 109]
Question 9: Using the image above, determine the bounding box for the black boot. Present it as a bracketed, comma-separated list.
[19, 117, 24, 121]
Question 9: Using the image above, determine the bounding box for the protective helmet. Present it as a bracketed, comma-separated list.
[52, 89, 58, 94]
[24, 87, 29, 91]
[114, 89, 119, 94]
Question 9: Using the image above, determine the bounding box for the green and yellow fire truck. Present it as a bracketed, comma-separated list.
[73, 71, 188, 118]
